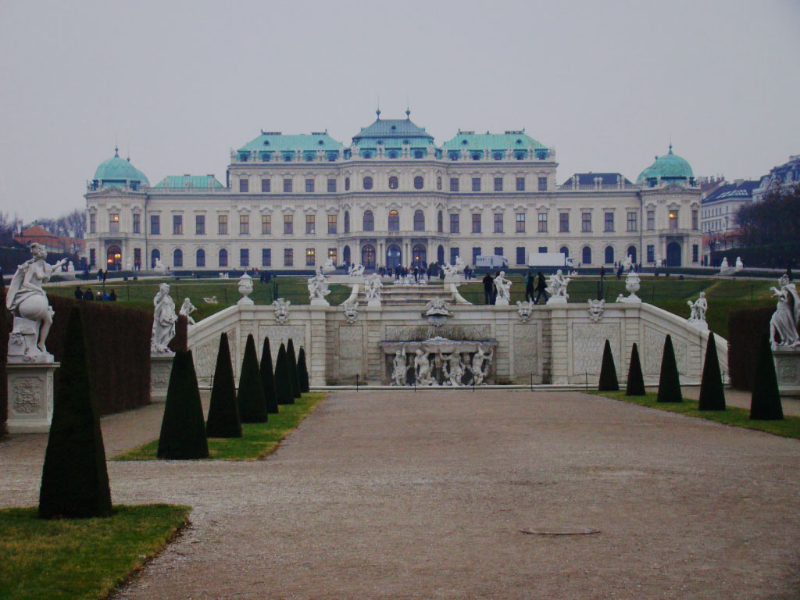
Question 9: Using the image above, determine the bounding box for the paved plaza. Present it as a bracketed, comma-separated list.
[2, 390, 800, 599]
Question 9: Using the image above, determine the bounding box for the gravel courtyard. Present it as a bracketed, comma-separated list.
[2, 390, 799, 599]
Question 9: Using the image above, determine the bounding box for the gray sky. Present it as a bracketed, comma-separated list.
[1, 0, 798, 222]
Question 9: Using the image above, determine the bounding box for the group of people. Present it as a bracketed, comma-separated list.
[73, 285, 116, 302]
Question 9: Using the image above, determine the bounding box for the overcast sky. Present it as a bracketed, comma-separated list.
[1, 0, 798, 222]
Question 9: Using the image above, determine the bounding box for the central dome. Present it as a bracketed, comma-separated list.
[637, 145, 694, 186]
[92, 149, 149, 187]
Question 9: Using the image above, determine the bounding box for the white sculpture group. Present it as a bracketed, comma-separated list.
[493, 271, 512, 305]
[770, 275, 800, 349]
[719, 257, 744, 275]
[390, 343, 494, 387]
[364, 273, 383, 306]
[179, 298, 197, 326]
[151, 283, 178, 355]
[308, 267, 331, 306]
[687, 292, 708, 330]
[545, 270, 570, 304]
[348, 263, 365, 279]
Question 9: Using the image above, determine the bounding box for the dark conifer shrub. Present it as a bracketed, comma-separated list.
[260, 337, 279, 414]
[206, 333, 242, 438]
[750, 334, 784, 420]
[298, 347, 310, 393]
[625, 343, 646, 396]
[40, 307, 113, 518]
[657, 334, 683, 403]
[237, 334, 268, 423]
[157, 350, 209, 459]
[275, 343, 294, 405]
[287, 339, 301, 399]
[598, 340, 620, 391]
[698, 334, 726, 411]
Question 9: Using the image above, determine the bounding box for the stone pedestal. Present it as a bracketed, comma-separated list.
[773, 349, 800, 397]
[7, 362, 59, 434]
[310, 297, 330, 307]
[688, 320, 709, 331]
[150, 354, 174, 402]
[495, 298, 509, 307]
[367, 299, 381, 308]
[546, 296, 568, 305]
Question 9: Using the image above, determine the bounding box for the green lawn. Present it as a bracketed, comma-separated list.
[115, 392, 326, 461]
[593, 391, 800, 439]
[0, 504, 190, 600]
[47, 278, 351, 321]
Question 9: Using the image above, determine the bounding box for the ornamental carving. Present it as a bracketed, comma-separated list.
[12, 377, 40, 414]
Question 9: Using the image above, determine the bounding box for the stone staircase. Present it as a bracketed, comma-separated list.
[358, 283, 460, 306]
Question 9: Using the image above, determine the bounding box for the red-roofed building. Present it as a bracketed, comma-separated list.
[14, 225, 85, 254]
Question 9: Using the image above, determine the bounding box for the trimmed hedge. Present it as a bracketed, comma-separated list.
[237, 335, 268, 423]
[728, 307, 773, 391]
[275, 343, 294, 405]
[260, 337, 279, 414]
[168, 315, 188, 353]
[598, 340, 619, 392]
[298, 347, 310, 393]
[698, 334, 726, 411]
[287, 339, 301, 400]
[625, 343, 646, 396]
[750, 334, 784, 420]
[157, 350, 209, 459]
[657, 334, 682, 403]
[206, 333, 241, 438]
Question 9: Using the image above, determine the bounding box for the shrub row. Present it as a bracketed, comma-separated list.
[728, 307, 774, 391]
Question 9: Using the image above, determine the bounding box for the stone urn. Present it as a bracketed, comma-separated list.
[238, 273, 254, 305]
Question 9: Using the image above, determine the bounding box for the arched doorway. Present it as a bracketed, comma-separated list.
[412, 244, 427, 268]
[437, 244, 445, 264]
[343, 245, 351, 264]
[362, 244, 376, 269]
[560, 246, 569, 258]
[627, 245, 637, 265]
[605, 246, 614, 265]
[666, 241, 682, 267]
[582, 246, 592, 265]
[151, 249, 160, 269]
[386, 244, 402, 269]
[173, 248, 183, 268]
[107, 246, 121, 270]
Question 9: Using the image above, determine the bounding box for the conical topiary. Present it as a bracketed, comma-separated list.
[298, 347, 310, 393]
[275, 343, 294, 405]
[206, 333, 242, 438]
[750, 334, 784, 420]
[40, 307, 112, 519]
[287, 339, 301, 399]
[598, 340, 620, 391]
[157, 350, 209, 459]
[698, 333, 726, 411]
[260, 337, 279, 414]
[657, 334, 682, 403]
[237, 334, 268, 423]
[625, 343, 646, 396]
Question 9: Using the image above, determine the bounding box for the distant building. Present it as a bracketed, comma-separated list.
[753, 155, 800, 202]
[14, 225, 85, 255]
[700, 180, 759, 256]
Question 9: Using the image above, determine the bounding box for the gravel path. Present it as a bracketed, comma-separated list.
[2, 391, 799, 599]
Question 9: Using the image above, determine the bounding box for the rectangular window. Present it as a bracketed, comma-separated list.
[150, 215, 160, 235]
[494, 177, 503, 192]
[669, 210, 679, 230]
[328, 214, 337, 234]
[132, 213, 140, 234]
[472, 214, 481, 233]
[172, 215, 182, 235]
[89, 248, 96, 266]
[450, 247, 460, 265]
[261, 214, 271, 235]
[306, 248, 315, 266]
[89, 213, 97, 234]
[262, 248, 271, 266]
[626, 212, 637, 232]
[647, 210, 655, 231]
[537, 213, 547, 233]
[239, 179, 249, 193]
[450, 213, 460, 233]
[516, 177, 525, 191]
[261, 178, 271, 193]
[327, 179, 337, 193]
[647, 245, 655, 263]
[692, 210, 699, 230]
[450, 177, 459, 192]
[472, 247, 481, 264]
[494, 247, 504, 256]
[472, 177, 481, 192]
[240, 214, 249, 235]
[284, 248, 293, 266]
[283, 178, 292, 193]
[218, 214, 228, 235]
[284, 214, 293, 235]
[306, 215, 315, 235]
[133, 248, 141, 267]
[559, 213, 569, 233]
[109, 213, 120, 233]
[516, 247, 526, 265]
[305, 179, 315, 193]
[240, 248, 249, 267]
[494, 213, 503, 233]
[539, 246, 548, 253]
[328, 248, 337, 263]
[195, 215, 205, 235]
[538, 176, 547, 191]
[512, 213, 523, 233]
[604, 212, 614, 232]
[581, 213, 592, 233]
[692, 244, 699, 263]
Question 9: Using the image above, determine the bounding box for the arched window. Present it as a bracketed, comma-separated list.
[388, 176, 399, 189]
[344, 211, 350, 233]
[437, 244, 445, 264]
[173, 248, 183, 268]
[388, 210, 399, 232]
[605, 246, 614, 265]
[412, 244, 427, 268]
[150, 249, 160, 268]
[414, 210, 425, 231]
[343, 245, 351, 264]
[413, 176, 424, 190]
[560, 246, 569, 258]
[582, 246, 592, 265]
[437, 210, 443, 233]
[362, 244, 376, 269]
[363, 176, 373, 190]
[196, 248, 206, 267]
[363, 210, 374, 232]
[627, 245, 637, 265]
[345, 177, 350, 191]
[219, 248, 228, 267]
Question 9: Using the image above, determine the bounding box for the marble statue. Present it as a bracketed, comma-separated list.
[391, 348, 407, 386]
[5, 243, 66, 362]
[273, 298, 291, 324]
[349, 263, 365, 279]
[154, 258, 167, 273]
[453, 255, 466, 274]
[623, 254, 633, 272]
[203, 296, 218, 304]
[516, 300, 534, 322]
[770, 275, 800, 349]
[180, 297, 197, 326]
[445, 353, 465, 386]
[735, 257, 744, 271]
[343, 299, 359, 324]
[322, 257, 336, 274]
[414, 349, 433, 385]
[588, 299, 605, 322]
[308, 267, 331, 305]
[238, 273, 254, 305]
[545, 270, 570, 304]
[151, 283, 178, 355]
[441, 263, 458, 279]
[470, 346, 493, 386]
[655, 253, 663, 267]
[688, 292, 707, 322]
[720, 257, 729, 270]
[365, 272, 383, 306]
[493, 271, 512, 305]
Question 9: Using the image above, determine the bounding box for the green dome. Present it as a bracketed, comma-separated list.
[637, 145, 694, 185]
[92, 149, 149, 187]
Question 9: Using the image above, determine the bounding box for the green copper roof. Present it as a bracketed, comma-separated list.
[637, 145, 694, 184]
[239, 131, 344, 153]
[93, 149, 149, 186]
[352, 112, 434, 147]
[154, 175, 224, 189]
[441, 130, 546, 152]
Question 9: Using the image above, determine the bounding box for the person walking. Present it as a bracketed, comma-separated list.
[525, 271, 535, 302]
[482, 272, 493, 305]
[534, 271, 548, 304]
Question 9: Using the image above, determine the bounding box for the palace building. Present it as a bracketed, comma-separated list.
[84, 111, 703, 272]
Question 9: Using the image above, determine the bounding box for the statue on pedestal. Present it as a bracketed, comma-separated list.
[364, 273, 383, 305]
[391, 348, 407, 386]
[180, 298, 197, 326]
[414, 349, 433, 385]
[6, 243, 66, 362]
[445, 353, 465, 386]
[687, 292, 708, 323]
[545, 270, 571, 304]
[493, 271, 512, 305]
[470, 346, 493, 385]
[308, 267, 331, 305]
[770, 275, 800, 349]
[238, 273, 254, 305]
[151, 283, 177, 355]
